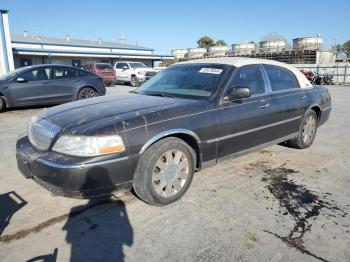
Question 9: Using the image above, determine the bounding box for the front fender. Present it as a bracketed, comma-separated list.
[139, 129, 201, 154]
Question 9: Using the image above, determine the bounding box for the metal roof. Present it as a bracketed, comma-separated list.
[178, 57, 312, 88]
[11, 34, 154, 51]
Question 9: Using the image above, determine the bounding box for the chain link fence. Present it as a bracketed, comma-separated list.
[294, 63, 350, 84]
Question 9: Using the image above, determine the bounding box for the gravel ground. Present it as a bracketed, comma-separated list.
[0, 85, 349, 262]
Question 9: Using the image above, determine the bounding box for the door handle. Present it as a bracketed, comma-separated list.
[299, 95, 307, 100]
[258, 103, 271, 109]
[73, 79, 80, 82]
[41, 81, 49, 85]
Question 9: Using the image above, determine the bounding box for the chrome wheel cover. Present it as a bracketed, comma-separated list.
[152, 150, 190, 198]
[302, 115, 316, 144]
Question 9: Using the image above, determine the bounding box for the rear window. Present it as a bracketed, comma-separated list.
[96, 64, 113, 70]
[54, 67, 77, 79]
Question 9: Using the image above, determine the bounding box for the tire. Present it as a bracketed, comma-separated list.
[77, 87, 98, 100]
[288, 109, 318, 149]
[0, 97, 6, 112]
[130, 76, 139, 87]
[133, 137, 196, 206]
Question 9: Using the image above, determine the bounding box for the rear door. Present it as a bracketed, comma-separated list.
[215, 64, 276, 159]
[262, 64, 310, 139]
[49, 66, 79, 102]
[10, 66, 53, 106]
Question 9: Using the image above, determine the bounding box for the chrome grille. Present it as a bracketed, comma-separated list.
[27, 117, 60, 151]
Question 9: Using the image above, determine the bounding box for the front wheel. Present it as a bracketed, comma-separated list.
[0, 97, 6, 112]
[130, 76, 139, 87]
[77, 87, 98, 100]
[133, 137, 196, 206]
[288, 109, 318, 149]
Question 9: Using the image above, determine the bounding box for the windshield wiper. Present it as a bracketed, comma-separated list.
[130, 90, 139, 94]
[145, 92, 175, 98]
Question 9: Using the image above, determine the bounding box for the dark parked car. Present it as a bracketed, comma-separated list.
[16, 58, 331, 206]
[82, 63, 116, 86]
[0, 64, 106, 112]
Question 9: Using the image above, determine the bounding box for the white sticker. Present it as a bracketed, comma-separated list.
[199, 68, 223, 74]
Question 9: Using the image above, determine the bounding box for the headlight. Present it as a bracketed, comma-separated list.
[137, 71, 145, 75]
[52, 135, 125, 157]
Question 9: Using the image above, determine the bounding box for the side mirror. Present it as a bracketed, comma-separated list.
[16, 77, 28, 83]
[225, 86, 251, 101]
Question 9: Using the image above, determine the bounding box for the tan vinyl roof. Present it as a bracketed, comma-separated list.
[178, 57, 312, 88]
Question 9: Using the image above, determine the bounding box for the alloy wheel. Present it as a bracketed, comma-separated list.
[302, 115, 316, 144]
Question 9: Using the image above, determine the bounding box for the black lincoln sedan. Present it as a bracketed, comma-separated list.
[0, 64, 106, 112]
[16, 58, 331, 206]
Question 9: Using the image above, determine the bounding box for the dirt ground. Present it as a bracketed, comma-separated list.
[0, 85, 349, 262]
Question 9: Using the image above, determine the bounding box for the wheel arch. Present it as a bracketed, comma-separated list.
[309, 105, 321, 121]
[76, 86, 98, 98]
[139, 129, 202, 169]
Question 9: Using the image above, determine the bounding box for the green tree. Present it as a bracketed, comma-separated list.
[215, 40, 227, 46]
[343, 40, 350, 58]
[197, 36, 214, 49]
[336, 44, 343, 52]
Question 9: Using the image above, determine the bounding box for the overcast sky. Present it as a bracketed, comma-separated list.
[2, 0, 349, 54]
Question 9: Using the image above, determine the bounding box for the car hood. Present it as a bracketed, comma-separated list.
[45, 94, 201, 134]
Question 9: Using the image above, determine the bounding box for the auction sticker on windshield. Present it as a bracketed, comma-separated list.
[199, 68, 223, 74]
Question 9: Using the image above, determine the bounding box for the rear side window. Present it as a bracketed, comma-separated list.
[54, 67, 77, 79]
[229, 65, 266, 95]
[96, 64, 113, 70]
[263, 65, 299, 91]
[78, 69, 89, 77]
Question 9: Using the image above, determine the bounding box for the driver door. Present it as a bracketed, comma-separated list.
[10, 66, 52, 106]
[215, 64, 275, 159]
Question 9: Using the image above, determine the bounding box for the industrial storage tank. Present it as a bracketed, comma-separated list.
[187, 48, 207, 59]
[259, 39, 287, 52]
[232, 43, 257, 55]
[172, 49, 188, 59]
[208, 45, 229, 57]
[293, 36, 323, 51]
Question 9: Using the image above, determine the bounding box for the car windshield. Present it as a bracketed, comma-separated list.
[0, 67, 30, 81]
[136, 64, 227, 99]
[95, 64, 113, 70]
[129, 62, 147, 69]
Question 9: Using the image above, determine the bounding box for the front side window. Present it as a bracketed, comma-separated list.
[54, 67, 77, 79]
[263, 65, 299, 91]
[115, 63, 128, 69]
[20, 67, 52, 81]
[229, 65, 266, 95]
[137, 64, 227, 99]
[129, 62, 147, 69]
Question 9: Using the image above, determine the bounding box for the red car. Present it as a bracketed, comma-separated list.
[82, 63, 116, 86]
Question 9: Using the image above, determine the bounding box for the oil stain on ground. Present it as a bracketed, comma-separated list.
[261, 166, 347, 262]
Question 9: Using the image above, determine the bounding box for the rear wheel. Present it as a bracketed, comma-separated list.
[133, 137, 196, 206]
[0, 97, 6, 112]
[288, 109, 318, 149]
[77, 87, 98, 100]
[130, 76, 139, 87]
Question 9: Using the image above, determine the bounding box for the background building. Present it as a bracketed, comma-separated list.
[0, 9, 173, 75]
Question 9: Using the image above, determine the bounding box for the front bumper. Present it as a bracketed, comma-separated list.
[136, 76, 146, 82]
[16, 136, 138, 198]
